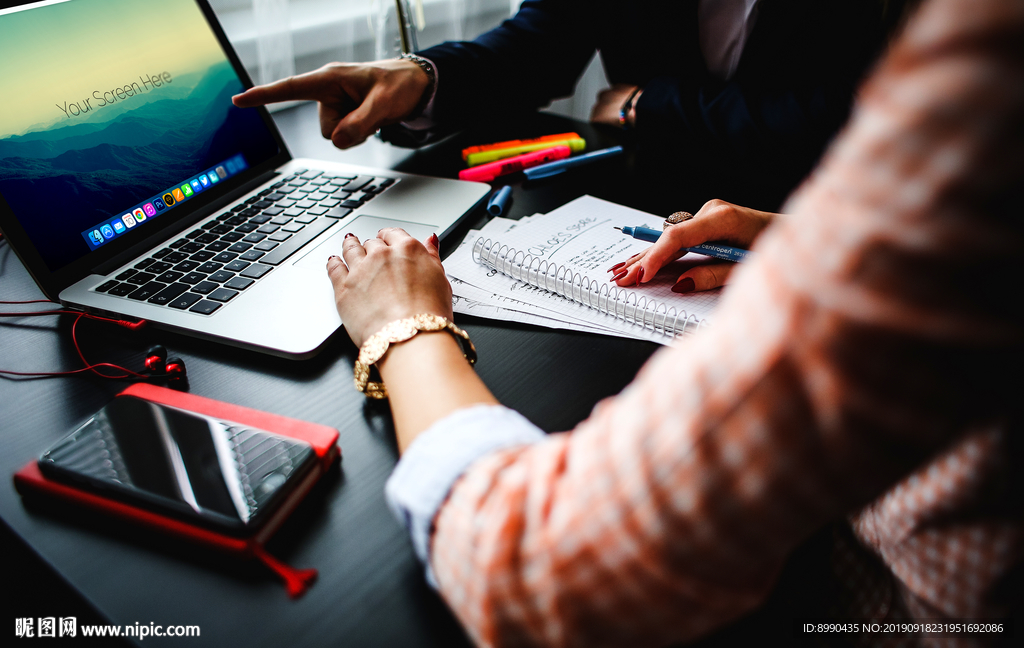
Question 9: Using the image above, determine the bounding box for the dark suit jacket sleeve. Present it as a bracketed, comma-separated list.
[627, 0, 895, 208]
[423, 0, 598, 124]
[380, 0, 597, 146]
[630, 75, 860, 209]
[382, 0, 889, 184]
[635, 74, 858, 164]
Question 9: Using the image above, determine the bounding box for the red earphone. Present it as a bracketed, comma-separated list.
[143, 345, 188, 387]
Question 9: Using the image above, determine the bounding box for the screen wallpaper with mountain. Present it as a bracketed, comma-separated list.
[0, 0, 279, 271]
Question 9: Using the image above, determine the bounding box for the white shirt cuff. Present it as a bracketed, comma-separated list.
[385, 404, 545, 586]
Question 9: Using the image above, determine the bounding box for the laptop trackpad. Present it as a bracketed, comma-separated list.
[295, 215, 439, 269]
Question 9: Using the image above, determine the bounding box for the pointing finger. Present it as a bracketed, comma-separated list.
[233, 69, 342, 107]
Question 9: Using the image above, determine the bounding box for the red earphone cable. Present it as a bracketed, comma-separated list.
[69, 313, 150, 379]
[0, 308, 149, 380]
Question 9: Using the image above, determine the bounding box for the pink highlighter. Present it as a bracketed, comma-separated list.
[458, 145, 572, 182]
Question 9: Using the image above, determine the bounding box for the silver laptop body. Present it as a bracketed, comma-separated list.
[0, 0, 488, 359]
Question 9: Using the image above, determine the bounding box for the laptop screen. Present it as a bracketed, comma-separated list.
[0, 0, 280, 273]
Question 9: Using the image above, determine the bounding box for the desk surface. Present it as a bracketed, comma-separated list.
[0, 106, 662, 646]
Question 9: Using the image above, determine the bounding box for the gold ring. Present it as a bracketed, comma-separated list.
[664, 211, 694, 229]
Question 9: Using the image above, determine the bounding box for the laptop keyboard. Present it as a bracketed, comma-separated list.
[92, 169, 395, 315]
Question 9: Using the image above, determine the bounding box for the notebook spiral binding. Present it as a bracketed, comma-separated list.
[472, 238, 710, 337]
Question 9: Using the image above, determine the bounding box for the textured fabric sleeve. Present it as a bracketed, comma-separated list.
[385, 404, 545, 584]
[428, 1, 1024, 646]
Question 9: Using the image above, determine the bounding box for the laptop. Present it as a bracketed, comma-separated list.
[0, 0, 489, 359]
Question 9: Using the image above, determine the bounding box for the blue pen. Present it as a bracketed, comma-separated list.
[615, 225, 751, 263]
[523, 145, 624, 180]
[486, 186, 513, 216]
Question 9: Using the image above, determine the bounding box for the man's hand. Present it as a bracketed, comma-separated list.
[590, 84, 641, 128]
[232, 59, 430, 149]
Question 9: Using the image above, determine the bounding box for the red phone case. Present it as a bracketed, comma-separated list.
[13, 383, 341, 598]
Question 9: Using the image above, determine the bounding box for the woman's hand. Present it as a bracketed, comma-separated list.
[326, 228, 498, 451]
[608, 199, 777, 293]
[327, 228, 452, 348]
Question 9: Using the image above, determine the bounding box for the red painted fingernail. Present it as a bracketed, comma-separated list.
[608, 262, 625, 273]
[345, 232, 356, 239]
[610, 270, 627, 282]
[430, 233, 439, 247]
[636, 266, 644, 286]
[671, 277, 695, 294]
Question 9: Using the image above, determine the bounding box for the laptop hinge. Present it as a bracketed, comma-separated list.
[94, 170, 281, 276]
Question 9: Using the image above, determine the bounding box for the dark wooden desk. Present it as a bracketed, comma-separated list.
[1, 107, 660, 646]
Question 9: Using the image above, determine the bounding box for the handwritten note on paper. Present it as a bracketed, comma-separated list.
[451, 273, 611, 331]
[447, 221, 621, 331]
[452, 294, 622, 336]
[499, 201, 654, 268]
[446, 218, 616, 333]
[443, 196, 723, 344]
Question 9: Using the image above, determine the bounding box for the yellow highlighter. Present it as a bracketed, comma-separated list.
[466, 138, 587, 167]
[462, 132, 579, 159]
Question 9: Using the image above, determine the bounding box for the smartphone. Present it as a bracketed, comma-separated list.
[38, 395, 317, 535]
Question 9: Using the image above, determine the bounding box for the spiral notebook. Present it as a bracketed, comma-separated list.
[445, 196, 722, 344]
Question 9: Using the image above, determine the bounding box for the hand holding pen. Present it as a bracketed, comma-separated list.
[608, 200, 777, 293]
